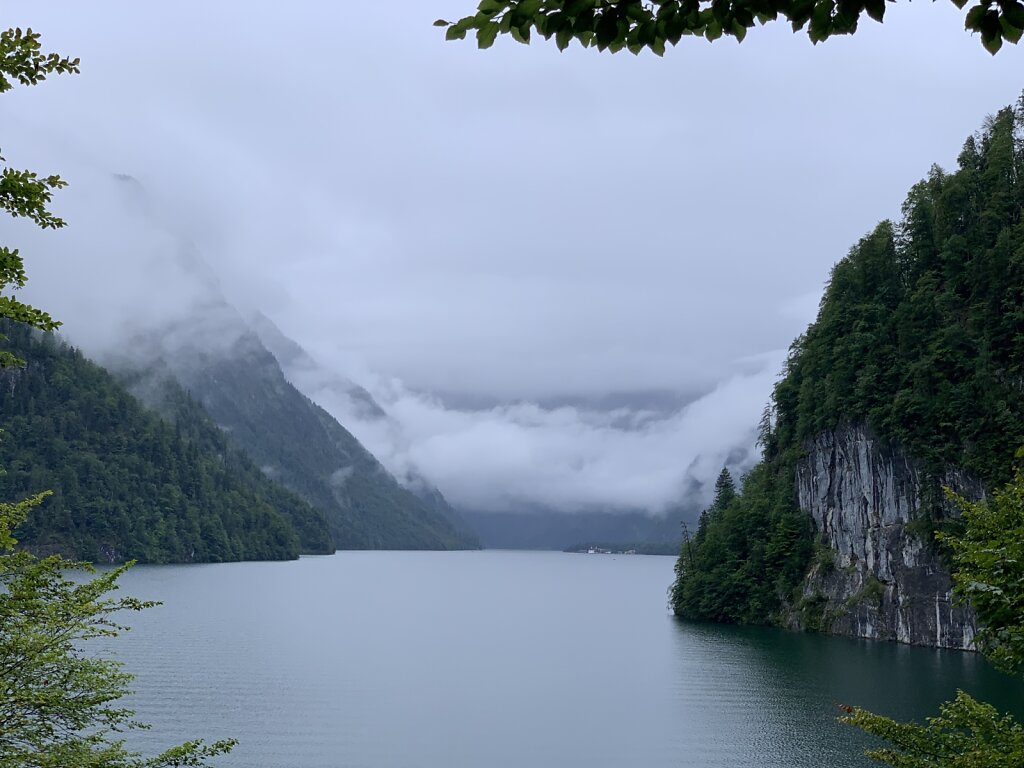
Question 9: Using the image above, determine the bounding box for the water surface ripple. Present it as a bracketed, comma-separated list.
[106, 551, 1023, 768]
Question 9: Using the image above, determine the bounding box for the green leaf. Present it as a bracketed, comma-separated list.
[788, 0, 816, 27]
[657, 1, 680, 19]
[433, 19, 450, 26]
[566, 0, 596, 16]
[544, 11, 567, 37]
[983, 29, 1004, 51]
[965, 3, 988, 29]
[1001, 14, 1023, 41]
[1001, 0, 1024, 29]
[665, 13, 687, 42]
[864, 0, 885, 22]
[555, 26, 574, 49]
[638, 19, 657, 44]
[595, 9, 622, 47]
[446, 25, 468, 40]
[511, 0, 544, 26]
[477, 21, 500, 47]
[510, 21, 532, 42]
[808, 0, 835, 40]
[978, 5, 1003, 48]
[576, 7, 597, 29]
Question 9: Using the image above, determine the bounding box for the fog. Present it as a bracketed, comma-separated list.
[1, 1, 1021, 513]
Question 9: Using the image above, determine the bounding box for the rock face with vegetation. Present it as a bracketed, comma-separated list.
[789, 425, 981, 648]
[672, 99, 1024, 648]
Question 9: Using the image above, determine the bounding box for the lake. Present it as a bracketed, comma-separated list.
[106, 551, 1023, 768]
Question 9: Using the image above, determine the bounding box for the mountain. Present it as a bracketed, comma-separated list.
[671, 99, 1024, 648]
[248, 312, 387, 422]
[120, 311, 479, 551]
[59, 174, 478, 551]
[0, 321, 333, 563]
[247, 312, 480, 546]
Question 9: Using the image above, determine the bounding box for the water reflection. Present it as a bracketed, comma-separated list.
[668, 620, 1024, 768]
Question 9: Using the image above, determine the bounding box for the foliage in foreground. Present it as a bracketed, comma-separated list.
[941, 459, 1024, 677]
[0, 495, 236, 768]
[841, 691, 1024, 768]
[0, 26, 234, 766]
[437, 0, 1023, 56]
[839, 464, 1024, 766]
[0, 26, 75, 361]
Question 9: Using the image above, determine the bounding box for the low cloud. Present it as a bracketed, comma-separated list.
[11, 168, 778, 516]
[9, 1, 1016, 516]
[276, 344, 777, 514]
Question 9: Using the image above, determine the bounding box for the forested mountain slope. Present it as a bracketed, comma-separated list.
[126, 320, 479, 551]
[672, 99, 1024, 646]
[0, 322, 333, 562]
[249, 312, 479, 545]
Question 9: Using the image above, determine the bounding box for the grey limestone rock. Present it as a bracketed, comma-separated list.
[788, 425, 982, 649]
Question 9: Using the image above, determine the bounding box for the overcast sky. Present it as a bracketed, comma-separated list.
[2, 2, 1022, 513]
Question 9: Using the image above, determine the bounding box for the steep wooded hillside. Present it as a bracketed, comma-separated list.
[672, 99, 1024, 646]
[0, 323, 333, 562]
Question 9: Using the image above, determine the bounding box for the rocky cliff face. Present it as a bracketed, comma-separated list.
[787, 425, 983, 649]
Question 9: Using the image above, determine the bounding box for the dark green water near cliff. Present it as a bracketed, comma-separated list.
[108, 551, 1023, 767]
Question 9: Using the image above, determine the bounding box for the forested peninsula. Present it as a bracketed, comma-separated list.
[672, 99, 1024, 640]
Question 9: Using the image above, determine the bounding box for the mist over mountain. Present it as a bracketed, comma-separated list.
[119, 324, 478, 551]
[253, 297, 771, 516]
[0, 322, 334, 563]
[64, 188, 478, 548]
[13, 169, 771, 525]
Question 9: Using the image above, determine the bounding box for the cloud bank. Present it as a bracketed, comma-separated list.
[275, 342, 777, 513]
[2, 1, 1021, 514]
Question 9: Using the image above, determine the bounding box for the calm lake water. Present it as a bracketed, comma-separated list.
[106, 551, 1023, 768]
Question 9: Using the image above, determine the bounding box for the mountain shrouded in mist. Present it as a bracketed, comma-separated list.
[27, 174, 478, 551]
[2, 171, 479, 555]
[14, 169, 775, 530]
[0, 321, 333, 562]
[120, 316, 480, 551]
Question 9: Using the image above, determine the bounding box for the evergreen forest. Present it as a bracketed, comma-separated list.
[135, 328, 480, 551]
[0, 322, 335, 563]
[672, 98, 1024, 625]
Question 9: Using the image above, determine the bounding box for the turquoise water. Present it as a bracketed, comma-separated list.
[104, 551, 1023, 767]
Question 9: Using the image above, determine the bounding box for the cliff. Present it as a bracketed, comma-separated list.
[787, 425, 982, 649]
[671, 98, 1024, 649]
